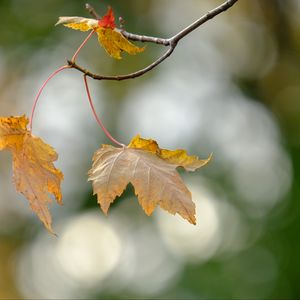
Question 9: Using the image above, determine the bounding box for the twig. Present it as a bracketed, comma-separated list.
[71, 0, 239, 81]
[121, 32, 171, 46]
[119, 17, 125, 31]
[68, 46, 175, 81]
[85, 3, 100, 19]
[171, 0, 238, 43]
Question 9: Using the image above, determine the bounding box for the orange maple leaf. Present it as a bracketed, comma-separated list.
[88, 135, 211, 224]
[56, 7, 145, 59]
[0, 115, 63, 233]
[98, 6, 116, 29]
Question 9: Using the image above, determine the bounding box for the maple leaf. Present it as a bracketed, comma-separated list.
[56, 7, 145, 59]
[98, 6, 115, 29]
[88, 135, 211, 224]
[0, 115, 63, 233]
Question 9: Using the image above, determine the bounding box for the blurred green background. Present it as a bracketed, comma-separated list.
[0, 0, 299, 299]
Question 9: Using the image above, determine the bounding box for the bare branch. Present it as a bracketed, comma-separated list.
[119, 17, 126, 31]
[85, 3, 100, 19]
[86, 0, 238, 46]
[171, 0, 239, 43]
[68, 46, 175, 81]
[121, 31, 170, 46]
[74, 0, 239, 81]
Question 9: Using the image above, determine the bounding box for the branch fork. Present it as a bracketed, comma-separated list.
[70, 0, 238, 81]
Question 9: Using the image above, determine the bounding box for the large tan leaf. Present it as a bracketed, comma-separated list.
[88, 135, 211, 224]
[0, 116, 63, 233]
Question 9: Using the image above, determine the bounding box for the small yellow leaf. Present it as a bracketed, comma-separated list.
[55, 17, 98, 31]
[96, 28, 145, 59]
[0, 115, 63, 233]
[56, 7, 145, 60]
[89, 135, 211, 224]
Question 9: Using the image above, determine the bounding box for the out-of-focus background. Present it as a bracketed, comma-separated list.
[0, 0, 299, 299]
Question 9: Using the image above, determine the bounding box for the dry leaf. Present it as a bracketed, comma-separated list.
[56, 7, 145, 59]
[56, 17, 98, 31]
[0, 115, 63, 233]
[88, 135, 211, 224]
[96, 27, 144, 59]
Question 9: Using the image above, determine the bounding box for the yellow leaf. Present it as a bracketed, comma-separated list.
[55, 17, 98, 31]
[0, 116, 63, 233]
[56, 8, 145, 60]
[96, 28, 145, 59]
[88, 135, 211, 224]
[128, 134, 212, 171]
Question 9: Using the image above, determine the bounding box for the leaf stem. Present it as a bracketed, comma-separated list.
[83, 75, 125, 147]
[29, 65, 70, 131]
[71, 30, 95, 62]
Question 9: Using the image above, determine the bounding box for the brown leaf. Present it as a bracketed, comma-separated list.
[0, 115, 63, 233]
[88, 135, 211, 224]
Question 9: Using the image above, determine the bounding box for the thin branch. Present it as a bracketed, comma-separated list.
[121, 31, 170, 46]
[172, 0, 239, 43]
[83, 75, 125, 147]
[73, 0, 239, 81]
[86, 0, 238, 46]
[119, 17, 125, 31]
[85, 3, 100, 19]
[68, 46, 175, 81]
